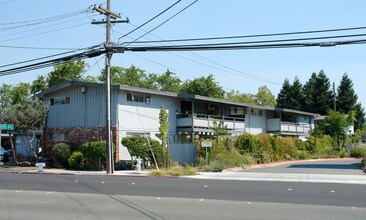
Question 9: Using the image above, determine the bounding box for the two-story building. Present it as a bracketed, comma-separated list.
[36, 80, 319, 164]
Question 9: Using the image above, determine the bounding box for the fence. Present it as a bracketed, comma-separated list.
[168, 143, 196, 165]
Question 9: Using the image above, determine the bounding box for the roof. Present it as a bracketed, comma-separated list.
[36, 80, 319, 117]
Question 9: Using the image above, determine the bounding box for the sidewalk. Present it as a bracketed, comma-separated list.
[0, 166, 148, 177]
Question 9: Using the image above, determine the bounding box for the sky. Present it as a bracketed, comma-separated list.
[1, 0, 366, 109]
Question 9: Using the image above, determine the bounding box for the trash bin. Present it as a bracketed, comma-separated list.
[35, 163, 46, 172]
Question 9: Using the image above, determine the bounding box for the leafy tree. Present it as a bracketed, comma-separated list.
[337, 73, 358, 113]
[1, 98, 48, 159]
[82, 141, 107, 170]
[319, 110, 352, 150]
[122, 136, 165, 167]
[47, 60, 87, 87]
[156, 105, 170, 167]
[98, 65, 158, 89]
[0, 83, 13, 108]
[155, 70, 181, 92]
[31, 75, 48, 95]
[180, 74, 225, 99]
[255, 86, 276, 107]
[226, 90, 256, 104]
[276, 79, 291, 108]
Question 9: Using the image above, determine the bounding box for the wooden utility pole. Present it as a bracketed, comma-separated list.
[92, 0, 128, 174]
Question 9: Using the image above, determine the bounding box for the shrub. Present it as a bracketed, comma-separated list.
[51, 143, 71, 167]
[68, 151, 84, 170]
[295, 150, 311, 160]
[148, 164, 197, 177]
[82, 141, 109, 170]
[122, 136, 165, 167]
[350, 146, 366, 158]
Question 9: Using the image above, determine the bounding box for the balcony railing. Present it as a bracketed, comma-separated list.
[267, 118, 311, 136]
[177, 113, 245, 131]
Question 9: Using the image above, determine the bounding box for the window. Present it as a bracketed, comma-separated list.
[48, 133, 68, 141]
[127, 93, 151, 104]
[50, 97, 70, 106]
[250, 109, 263, 116]
[126, 132, 150, 137]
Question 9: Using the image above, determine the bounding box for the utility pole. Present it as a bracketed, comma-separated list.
[92, 0, 128, 174]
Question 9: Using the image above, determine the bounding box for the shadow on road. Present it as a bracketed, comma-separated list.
[288, 163, 362, 170]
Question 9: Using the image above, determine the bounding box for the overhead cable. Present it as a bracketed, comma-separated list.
[117, 0, 182, 42]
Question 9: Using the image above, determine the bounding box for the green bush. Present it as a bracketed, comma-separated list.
[350, 146, 366, 158]
[51, 143, 71, 167]
[68, 151, 84, 170]
[82, 141, 111, 170]
[122, 136, 165, 167]
[295, 150, 311, 160]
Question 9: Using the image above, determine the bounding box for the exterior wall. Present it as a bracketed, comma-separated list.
[15, 134, 41, 158]
[42, 127, 118, 160]
[245, 108, 267, 134]
[45, 85, 118, 128]
[117, 92, 180, 160]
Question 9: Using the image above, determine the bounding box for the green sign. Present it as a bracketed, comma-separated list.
[0, 124, 14, 130]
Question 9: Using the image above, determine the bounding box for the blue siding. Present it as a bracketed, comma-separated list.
[46, 85, 117, 128]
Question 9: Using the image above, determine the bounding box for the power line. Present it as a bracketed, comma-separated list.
[126, 25, 366, 44]
[122, 38, 366, 52]
[112, 23, 282, 85]
[0, 44, 81, 50]
[124, 0, 199, 46]
[0, 7, 92, 27]
[117, 0, 182, 42]
[124, 33, 366, 48]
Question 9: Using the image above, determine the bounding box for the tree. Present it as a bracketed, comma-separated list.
[353, 103, 365, 131]
[156, 105, 170, 167]
[155, 70, 181, 92]
[337, 73, 358, 114]
[313, 70, 332, 115]
[180, 74, 225, 99]
[47, 60, 87, 87]
[226, 90, 256, 104]
[122, 136, 165, 167]
[303, 73, 317, 112]
[82, 141, 107, 170]
[255, 86, 276, 107]
[1, 98, 48, 159]
[288, 77, 304, 110]
[276, 79, 291, 108]
[31, 75, 48, 95]
[320, 110, 352, 150]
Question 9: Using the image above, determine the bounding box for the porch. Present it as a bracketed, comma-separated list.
[267, 118, 312, 136]
[176, 113, 245, 133]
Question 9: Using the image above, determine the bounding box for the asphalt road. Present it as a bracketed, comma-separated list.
[1, 173, 366, 219]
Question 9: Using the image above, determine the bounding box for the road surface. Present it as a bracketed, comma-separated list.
[1, 172, 365, 219]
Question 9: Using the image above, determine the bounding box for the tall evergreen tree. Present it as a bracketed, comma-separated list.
[288, 77, 304, 110]
[276, 79, 291, 108]
[303, 70, 332, 115]
[353, 103, 365, 130]
[336, 73, 358, 114]
[314, 70, 332, 115]
[302, 72, 317, 112]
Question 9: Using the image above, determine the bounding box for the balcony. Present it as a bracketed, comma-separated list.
[177, 113, 245, 133]
[267, 118, 312, 136]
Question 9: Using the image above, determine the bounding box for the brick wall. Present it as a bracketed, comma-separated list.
[43, 127, 119, 161]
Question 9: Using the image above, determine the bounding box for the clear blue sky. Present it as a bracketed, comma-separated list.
[1, 0, 366, 109]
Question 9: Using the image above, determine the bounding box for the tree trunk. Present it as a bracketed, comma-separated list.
[24, 130, 38, 160]
[8, 133, 18, 164]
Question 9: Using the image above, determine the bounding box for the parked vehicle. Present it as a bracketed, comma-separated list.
[0, 146, 10, 162]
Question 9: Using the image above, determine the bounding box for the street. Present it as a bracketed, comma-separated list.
[1, 172, 366, 220]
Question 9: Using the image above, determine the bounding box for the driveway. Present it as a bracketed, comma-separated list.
[242, 158, 364, 175]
